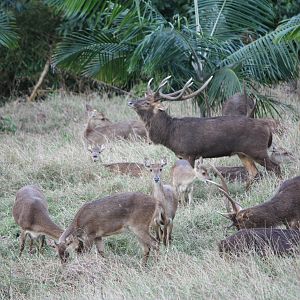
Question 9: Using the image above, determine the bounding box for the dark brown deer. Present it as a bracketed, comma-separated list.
[128, 76, 281, 181]
[219, 228, 300, 256]
[212, 175, 300, 230]
[222, 85, 256, 117]
[13, 185, 64, 256]
[56, 192, 165, 265]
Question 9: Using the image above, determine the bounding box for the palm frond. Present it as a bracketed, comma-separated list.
[0, 10, 18, 48]
[193, 0, 275, 39]
[274, 14, 300, 43]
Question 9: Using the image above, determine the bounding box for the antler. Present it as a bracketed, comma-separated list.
[206, 164, 243, 214]
[155, 76, 213, 101]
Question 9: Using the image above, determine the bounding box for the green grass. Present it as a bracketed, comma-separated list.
[0, 88, 300, 299]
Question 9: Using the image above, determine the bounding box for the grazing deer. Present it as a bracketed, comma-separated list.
[211, 175, 300, 230]
[219, 228, 300, 257]
[13, 185, 64, 256]
[128, 76, 281, 182]
[56, 192, 165, 265]
[144, 158, 178, 247]
[222, 86, 256, 117]
[83, 105, 147, 153]
[171, 158, 210, 204]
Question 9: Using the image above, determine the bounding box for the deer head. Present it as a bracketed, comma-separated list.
[144, 158, 167, 183]
[88, 144, 106, 162]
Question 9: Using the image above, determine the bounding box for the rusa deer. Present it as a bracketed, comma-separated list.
[87, 144, 146, 177]
[144, 158, 178, 247]
[13, 185, 64, 256]
[56, 192, 165, 265]
[210, 174, 300, 230]
[171, 158, 210, 204]
[128, 76, 281, 182]
[83, 105, 147, 155]
[222, 85, 256, 117]
[219, 228, 300, 257]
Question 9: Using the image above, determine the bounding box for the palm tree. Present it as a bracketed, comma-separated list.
[0, 9, 18, 48]
[48, 0, 299, 116]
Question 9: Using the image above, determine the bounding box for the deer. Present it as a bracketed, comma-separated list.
[83, 105, 147, 155]
[219, 228, 300, 257]
[171, 158, 210, 204]
[87, 143, 146, 177]
[222, 85, 256, 117]
[12, 185, 64, 257]
[144, 158, 178, 247]
[209, 173, 300, 231]
[128, 76, 281, 183]
[56, 192, 165, 265]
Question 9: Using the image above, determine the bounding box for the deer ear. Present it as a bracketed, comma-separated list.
[86, 104, 93, 112]
[241, 211, 251, 220]
[144, 158, 151, 168]
[160, 157, 167, 167]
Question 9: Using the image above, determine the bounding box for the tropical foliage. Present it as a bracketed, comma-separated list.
[48, 0, 299, 115]
[0, 9, 18, 48]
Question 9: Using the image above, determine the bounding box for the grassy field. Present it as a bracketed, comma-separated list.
[0, 88, 300, 299]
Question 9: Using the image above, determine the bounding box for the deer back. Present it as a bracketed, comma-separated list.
[219, 228, 300, 256]
[13, 185, 63, 239]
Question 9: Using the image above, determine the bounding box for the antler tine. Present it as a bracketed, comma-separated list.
[158, 78, 194, 100]
[206, 178, 242, 214]
[180, 75, 213, 101]
[155, 75, 172, 92]
[208, 164, 231, 213]
[147, 78, 154, 94]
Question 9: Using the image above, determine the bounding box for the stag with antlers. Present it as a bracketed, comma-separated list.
[128, 76, 280, 182]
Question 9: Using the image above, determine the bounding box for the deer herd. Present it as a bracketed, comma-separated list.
[12, 76, 300, 266]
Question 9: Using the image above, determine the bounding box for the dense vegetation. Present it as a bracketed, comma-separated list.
[0, 0, 299, 115]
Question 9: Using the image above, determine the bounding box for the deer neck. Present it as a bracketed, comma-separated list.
[152, 182, 167, 205]
[42, 220, 64, 241]
[147, 111, 172, 145]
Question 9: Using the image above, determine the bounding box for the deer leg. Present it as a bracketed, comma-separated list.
[187, 156, 196, 168]
[82, 236, 94, 253]
[188, 186, 194, 205]
[253, 155, 281, 177]
[165, 221, 173, 248]
[131, 227, 159, 265]
[19, 230, 27, 257]
[94, 237, 105, 257]
[237, 153, 258, 189]
[29, 237, 35, 254]
[39, 235, 46, 254]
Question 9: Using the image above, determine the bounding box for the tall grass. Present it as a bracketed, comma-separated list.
[0, 88, 300, 299]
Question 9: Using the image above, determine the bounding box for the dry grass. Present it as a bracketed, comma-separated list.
[0, 88, 300, 299]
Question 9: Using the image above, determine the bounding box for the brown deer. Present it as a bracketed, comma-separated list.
[219, 228, 300, 257]
[83, 105, 147, 153]
[144, 158, 178, 247]
[171, 158, 210, 204]
[13, 185, 64, 256]
[87, 144, 146, 177]
[211, 175, 300, 230]
[128, 76, 281, 182]
[222, 86, 256, 117]
[56, 192, 165, 265]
